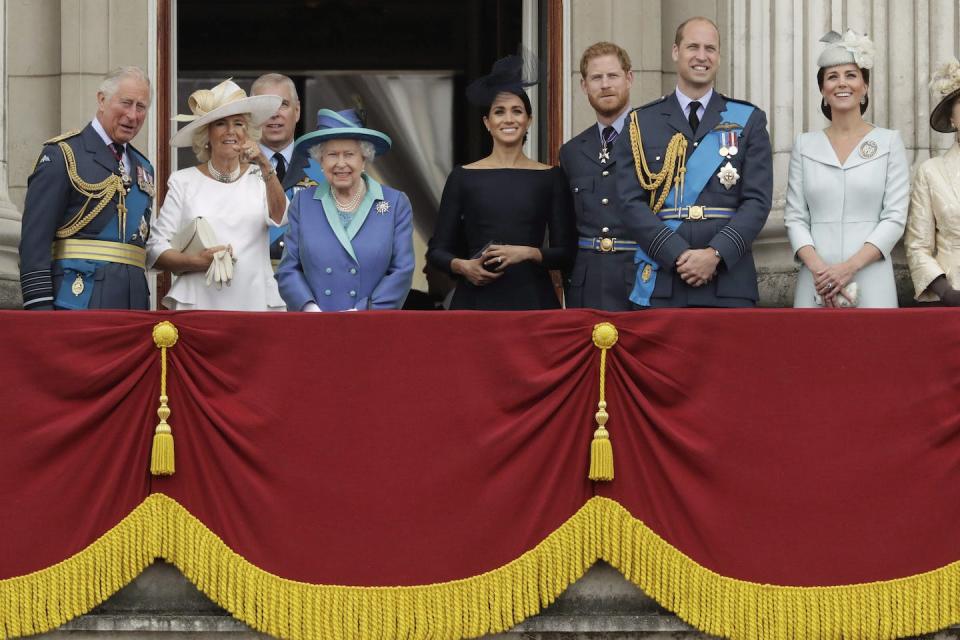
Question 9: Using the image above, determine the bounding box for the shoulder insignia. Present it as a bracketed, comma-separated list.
[719, 94, 757, 108]
[639, 95, 668, 109]
[43, 129, 82, 145]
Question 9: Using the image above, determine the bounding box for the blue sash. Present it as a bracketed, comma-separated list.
[54, 174, 152, 309]
[629, 101, 754, 306]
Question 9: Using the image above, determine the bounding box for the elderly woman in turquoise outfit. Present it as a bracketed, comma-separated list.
[276, 109, 414, 311]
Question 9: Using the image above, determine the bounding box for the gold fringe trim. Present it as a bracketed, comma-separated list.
[4, 495, 960, 640]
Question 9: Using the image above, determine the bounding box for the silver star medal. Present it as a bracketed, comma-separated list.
[717, 161, 740, 190]
[375, 200, 390, 215]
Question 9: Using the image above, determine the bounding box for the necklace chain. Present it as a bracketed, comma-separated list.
[207, 160, 241, 183]
[332, 182, 366, 212]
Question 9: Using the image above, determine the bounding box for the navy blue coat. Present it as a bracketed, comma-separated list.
[559, 123, 636, 311]
[18, 123, 154, 310]
[614, 92, 772, 307]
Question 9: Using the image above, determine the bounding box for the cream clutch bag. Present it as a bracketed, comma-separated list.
[814, 282, 859, 307]
[171, 217, 218, 255]
[170, 217, 235, 288]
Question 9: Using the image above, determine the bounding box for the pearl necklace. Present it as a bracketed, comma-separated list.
[207, 160, 241, 183]
[332, 182, 366, 212]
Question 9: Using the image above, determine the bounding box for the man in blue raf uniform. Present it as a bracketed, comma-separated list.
[19, 66, 154, 310]
[560, 41, 637, 311]
[614, 17, 772, 308]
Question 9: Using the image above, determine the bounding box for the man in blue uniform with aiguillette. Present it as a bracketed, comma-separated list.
[615, 17, 772, 308]
[19, 66, 155, 310]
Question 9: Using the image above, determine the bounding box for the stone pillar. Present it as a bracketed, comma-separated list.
[568, 0, 663, 134]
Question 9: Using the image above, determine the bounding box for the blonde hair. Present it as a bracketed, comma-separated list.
[191, 114, 261, 163]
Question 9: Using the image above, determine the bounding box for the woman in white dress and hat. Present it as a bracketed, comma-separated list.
[784, 30, 909, 308]
[147, 79, 287, 310]
[905, 58, 960, 306]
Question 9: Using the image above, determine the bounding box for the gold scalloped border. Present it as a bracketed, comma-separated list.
[3, 494, 959, 640]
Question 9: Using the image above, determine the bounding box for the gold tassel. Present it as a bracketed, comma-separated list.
[151, 321, 179, 476]
[589, 323, 618, 481]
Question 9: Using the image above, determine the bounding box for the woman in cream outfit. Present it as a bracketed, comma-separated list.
[905, 58, 960, 306]
[785, 31, 909, 308]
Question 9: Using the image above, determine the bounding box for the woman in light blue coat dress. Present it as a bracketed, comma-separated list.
[784, 31, 908, 308]
[276, 109, 414, 311]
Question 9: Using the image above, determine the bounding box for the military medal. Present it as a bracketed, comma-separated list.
[598, 126, 619, 164]
[716, 128, 740, 157]
[137, 166, 156, 197]
[375, 200, 390, 215]
[859, 139, 877, 159]
[641, 263, 652, 283]
[137, 216, 150, 242]
[71, 274, 85, 297]
[717, 161, 740, 190]
[119, 166, 132, 189]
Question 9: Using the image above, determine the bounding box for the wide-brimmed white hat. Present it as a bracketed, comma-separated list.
[169, 79, 282, 147]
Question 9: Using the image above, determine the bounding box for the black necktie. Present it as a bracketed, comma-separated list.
[273, 152, 287, 182]
[601, 125, 618, 149]
[688, 101, 701, 135]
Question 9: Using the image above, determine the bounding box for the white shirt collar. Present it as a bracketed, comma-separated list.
[91, 117, 130, 170]
[674, 87, 714, 118]
[595, 106, 632, 136]
[261, 141, 294, 166]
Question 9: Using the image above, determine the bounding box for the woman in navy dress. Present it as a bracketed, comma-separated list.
[427, 55, 575, 310]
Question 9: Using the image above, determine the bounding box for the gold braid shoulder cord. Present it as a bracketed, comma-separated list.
[628, 110, 689, 214]
[55, 142, 127, 240]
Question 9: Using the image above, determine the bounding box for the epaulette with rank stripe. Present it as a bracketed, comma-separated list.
[639, 95, 668, 109]
[43, 129, 82, 145]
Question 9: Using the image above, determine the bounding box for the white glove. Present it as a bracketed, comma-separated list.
[302, 302, 322, 312]
[204, 248, 235, 289]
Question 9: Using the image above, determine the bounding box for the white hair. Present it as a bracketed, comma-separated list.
[99, 66, 152, 105]
[308, 139, 376, 164]
[251, 73, 299, 104]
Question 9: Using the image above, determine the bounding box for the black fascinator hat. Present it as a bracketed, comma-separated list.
[466, 52, 539, 109]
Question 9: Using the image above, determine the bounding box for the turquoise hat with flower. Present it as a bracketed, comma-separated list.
[293, 108, 392, 158]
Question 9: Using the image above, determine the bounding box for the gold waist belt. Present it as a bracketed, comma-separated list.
[52, 239, 146, 268]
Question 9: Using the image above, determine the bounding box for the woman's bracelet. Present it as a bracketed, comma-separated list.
[261, 167, 277, 182]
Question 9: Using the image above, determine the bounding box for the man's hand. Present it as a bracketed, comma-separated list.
[676, 248, 720, 287]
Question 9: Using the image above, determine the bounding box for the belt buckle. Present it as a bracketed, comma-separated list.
[687, 205, 705, 221]
[598, 237, 616, 252]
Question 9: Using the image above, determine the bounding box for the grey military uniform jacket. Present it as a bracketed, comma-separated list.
[613, 92, 773, 307]
[560, 123, 636, 311]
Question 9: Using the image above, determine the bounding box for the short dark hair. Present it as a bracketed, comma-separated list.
[579, 42, 632, 78]
[674, 16, 721, 48]
[816, 66, 871, 119]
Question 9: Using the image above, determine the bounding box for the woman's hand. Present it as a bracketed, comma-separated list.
[190, 244, 231, 272]
[238, 140, 266, 167]
[451, 257, 503, 287]
[814, 261, 857, 302]
[482, 244, 540, 271]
